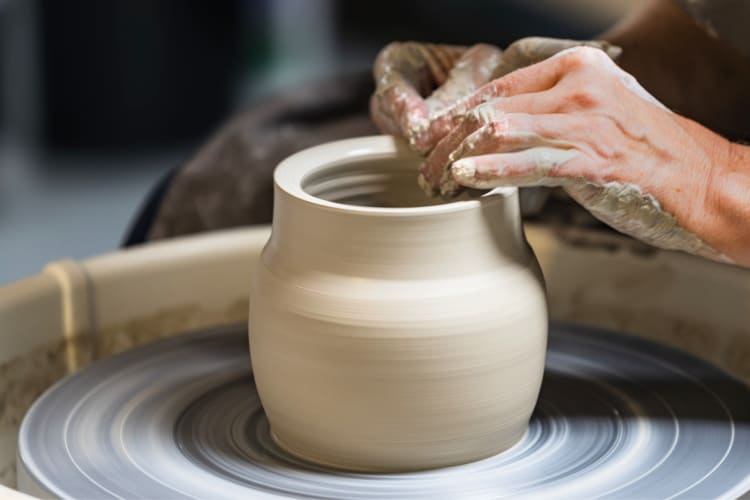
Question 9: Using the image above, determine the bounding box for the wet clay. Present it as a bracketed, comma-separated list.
[248, 136, 548, 471]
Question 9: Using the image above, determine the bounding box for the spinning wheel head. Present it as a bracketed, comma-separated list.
[18, 323, 750, 499]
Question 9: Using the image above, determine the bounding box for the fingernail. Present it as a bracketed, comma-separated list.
[447, 149, 461, 163]
[451, 159, 476, 181]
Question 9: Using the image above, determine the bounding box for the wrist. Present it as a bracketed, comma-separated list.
[703, 139, 750, 266]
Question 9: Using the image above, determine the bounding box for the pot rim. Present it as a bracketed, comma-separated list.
[274, 135, 516, 217]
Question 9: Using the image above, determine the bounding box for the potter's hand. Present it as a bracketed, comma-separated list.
[422, 46, 750, 266]
[371, 42, 502, 154]
[371, 38, 619, 155]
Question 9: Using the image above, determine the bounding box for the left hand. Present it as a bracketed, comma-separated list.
[420, 46, 744, 265]
[370, 42, 503, 154]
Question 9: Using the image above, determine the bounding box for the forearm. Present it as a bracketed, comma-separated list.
[601, 0, 750, 141]
[601, 2, 750, 265]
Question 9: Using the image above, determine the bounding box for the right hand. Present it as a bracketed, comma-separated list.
[370, 38, 621, 156]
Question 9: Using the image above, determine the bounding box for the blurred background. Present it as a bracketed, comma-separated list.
[0, 0, 640, 285]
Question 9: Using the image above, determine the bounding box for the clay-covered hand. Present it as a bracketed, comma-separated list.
[422, 46, 750, 265]
[370, 42, 503, 154]
[371, 38, 620, 155]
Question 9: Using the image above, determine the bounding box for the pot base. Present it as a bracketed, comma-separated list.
[269, 424, 529, 473]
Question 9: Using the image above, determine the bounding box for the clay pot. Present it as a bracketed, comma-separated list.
[249, 135, 547, 472]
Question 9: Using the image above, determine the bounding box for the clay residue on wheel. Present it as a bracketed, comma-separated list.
[96, 300, 248, 357]
[0, 334, 93, 488]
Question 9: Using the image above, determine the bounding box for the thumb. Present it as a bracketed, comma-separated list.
[450, 147, 578, 189]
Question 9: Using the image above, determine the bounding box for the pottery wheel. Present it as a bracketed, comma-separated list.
[18, 322, 750, 499]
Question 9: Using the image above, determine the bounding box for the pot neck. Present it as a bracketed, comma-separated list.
[265, 187, 531, 280]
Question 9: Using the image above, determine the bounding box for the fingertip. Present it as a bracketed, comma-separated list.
[451, 158, 503, 190]
[451, 159, 477, 184]
[417, 172, 439, 197]
[410, 131, 434, 155]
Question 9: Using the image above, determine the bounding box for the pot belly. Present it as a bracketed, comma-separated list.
[249, 261, 547, 471]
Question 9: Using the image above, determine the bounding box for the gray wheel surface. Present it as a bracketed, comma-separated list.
[18, 322, 750, 499]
